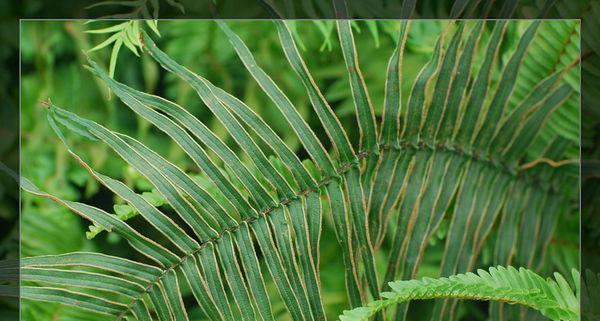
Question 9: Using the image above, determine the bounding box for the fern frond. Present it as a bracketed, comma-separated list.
[20, 20, 579, 321]
[85, 20, 149, 78]
[340, 266, 579, 321]
[84, 0, 187, 78]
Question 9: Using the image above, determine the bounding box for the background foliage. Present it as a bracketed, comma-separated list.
[20, 20, 580, 320]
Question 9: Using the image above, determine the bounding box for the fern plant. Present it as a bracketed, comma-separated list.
[340, 266, 579, 321]
[20, 20, 580, 321]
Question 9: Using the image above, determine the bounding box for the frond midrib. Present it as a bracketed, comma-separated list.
[386, 141, 570, 195]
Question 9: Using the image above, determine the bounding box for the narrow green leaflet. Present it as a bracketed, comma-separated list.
[380, 21, 409, 146]
[22, 286, 127, 317]
[336, 20, 378, 154]
[473, 21, 541, 151]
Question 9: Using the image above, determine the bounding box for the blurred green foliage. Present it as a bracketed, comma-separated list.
[20, 20, 580, 321]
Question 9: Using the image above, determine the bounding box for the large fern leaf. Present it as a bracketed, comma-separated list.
[20, 20, 579, 321]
